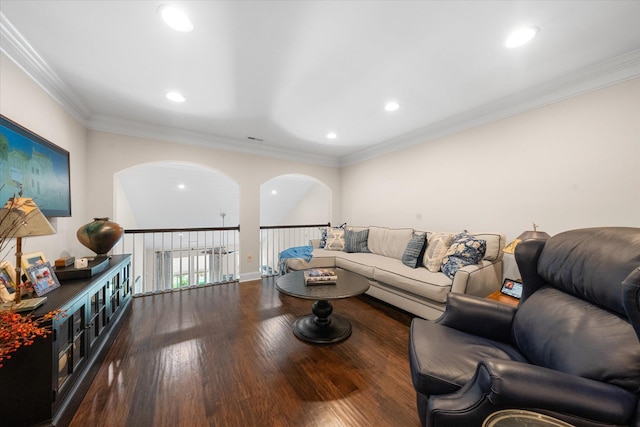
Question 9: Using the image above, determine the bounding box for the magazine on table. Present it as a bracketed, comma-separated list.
[304, 268, 337, 285]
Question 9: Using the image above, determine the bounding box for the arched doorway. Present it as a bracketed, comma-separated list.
[115, 161, 240, 293]
[259, 174, 331, 274]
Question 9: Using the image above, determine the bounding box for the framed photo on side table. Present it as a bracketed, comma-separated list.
[27, 262, 60, 297]
[22, 251, 48, 272]
[0, 261, 17, 303]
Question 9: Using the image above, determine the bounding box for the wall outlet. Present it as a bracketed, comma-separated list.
[247, 253, 254, 262]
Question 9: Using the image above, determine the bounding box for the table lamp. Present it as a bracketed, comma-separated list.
[503, 223, 551, 254]
[0, 196, 55, 303]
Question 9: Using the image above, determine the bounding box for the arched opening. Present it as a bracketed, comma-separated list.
[115, 161, 240, 293]
[115, 161, 239, 229]
[259, 174, 331, 275]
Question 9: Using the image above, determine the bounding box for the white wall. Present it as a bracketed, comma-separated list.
[0, 53, 88, 262]
[85, 130, 341, 280]
[341, 78, 640, 242]
[281, 182, 331, 226]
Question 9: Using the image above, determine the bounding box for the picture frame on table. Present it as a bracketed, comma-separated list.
[0, 261, 17, 303]
[27, 262, 60, 297]
[22, 251, 48, 272]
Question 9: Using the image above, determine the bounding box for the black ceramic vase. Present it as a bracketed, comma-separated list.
[77, 217, 124, 255]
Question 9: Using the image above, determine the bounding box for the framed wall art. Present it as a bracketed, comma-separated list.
[0, 114, 71, 217]
[27, 262, 60, 296]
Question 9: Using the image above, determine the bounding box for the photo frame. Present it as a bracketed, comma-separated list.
[0, 114, 72, 217]
[22, 251, 48, 272]
[27, 262, 60, 297]
[0, 261, 17, 303]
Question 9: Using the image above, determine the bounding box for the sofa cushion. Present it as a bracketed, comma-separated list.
[285, 248, 336, 270]
[423, 232, 454, 272]
[335, 252, 382, 279]
[537, 227, 640, 317]
[469, 232, 504, 262]
[374, 258, 454, 304]
[513, 286, 640, 392]
[402, 233, 427, 268]
[410, 318, 528, 396]
[344, 228, 370, 253]
[441, 232, 486, 279]
[368, 226, 414, 260]
[325, 226, 346, 251]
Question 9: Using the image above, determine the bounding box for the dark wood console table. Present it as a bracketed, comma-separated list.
[0, 254, 132, 426]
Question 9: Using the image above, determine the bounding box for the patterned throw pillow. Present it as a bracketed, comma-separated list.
[325, 226, 346, 251]
[344, 228, 370, 253]
[319, 227, 328, 248]
[423, 232, 455, 272]
[441, 231, 487, 279]
[402, 233, 427, 268]
[319, 223, 345, 248]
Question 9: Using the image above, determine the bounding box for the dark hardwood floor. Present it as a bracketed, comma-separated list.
[70, 277, 420, 427]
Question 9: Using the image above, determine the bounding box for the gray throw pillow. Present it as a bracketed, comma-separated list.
[402, 233, 427, 268]
[344, 228, 370, 253]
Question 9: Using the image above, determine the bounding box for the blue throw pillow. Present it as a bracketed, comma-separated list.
[441, 231, 486, 279]
[402, 233, 427, 268]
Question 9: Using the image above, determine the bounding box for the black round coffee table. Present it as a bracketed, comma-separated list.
[276, 269, 370, 344]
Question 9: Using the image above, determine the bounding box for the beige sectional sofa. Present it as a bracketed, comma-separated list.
[286, 226, 506, 320]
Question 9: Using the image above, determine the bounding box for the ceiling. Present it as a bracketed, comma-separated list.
[1, 1, 640, 167]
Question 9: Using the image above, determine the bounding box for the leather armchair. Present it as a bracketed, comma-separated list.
[409, 227, 640, 427]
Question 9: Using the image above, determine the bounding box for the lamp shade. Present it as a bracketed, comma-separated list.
[0, 197, 55, 239]
[516, 230, 551, 241]
[503, 223, 551, 254]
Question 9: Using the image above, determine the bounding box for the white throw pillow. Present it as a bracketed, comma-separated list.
[423, 232, 455, 272]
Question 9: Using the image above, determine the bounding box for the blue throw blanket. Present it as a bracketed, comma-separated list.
[278, 245, 313, 275]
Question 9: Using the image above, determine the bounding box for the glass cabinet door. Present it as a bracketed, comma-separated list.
[55, 301, 86, 401]
[88, 283, 107, 349]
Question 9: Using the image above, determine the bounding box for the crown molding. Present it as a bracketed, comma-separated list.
[0, 12, 92, 124]
[340, 49, 640, 166]
[1, 12, 338, 167]
[87, 115, 341, 168]
[3, 9, 638, 169]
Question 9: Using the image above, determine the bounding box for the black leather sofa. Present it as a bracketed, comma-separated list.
[408, 227, 640, 426]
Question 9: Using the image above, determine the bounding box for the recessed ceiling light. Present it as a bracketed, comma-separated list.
[166, 91, 186, 102]
[159, 5, 194, 32]
[178, 184, 185, 189]
[326, 132, 337, 140]
[505, 26, 539, 48]
[385, 101, 400, 112]
[271, 190, 278, 195]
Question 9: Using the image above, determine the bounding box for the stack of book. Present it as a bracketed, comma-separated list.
[304, 268, 338, 285]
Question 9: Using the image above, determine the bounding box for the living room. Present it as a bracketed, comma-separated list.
[0, 2, 638, 275]
[1, 1, 639, 426]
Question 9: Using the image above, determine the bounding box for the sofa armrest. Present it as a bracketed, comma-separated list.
[436, 293, 516, 343]
[426, 358, 637, 427]
[451, 260, 503, 297]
